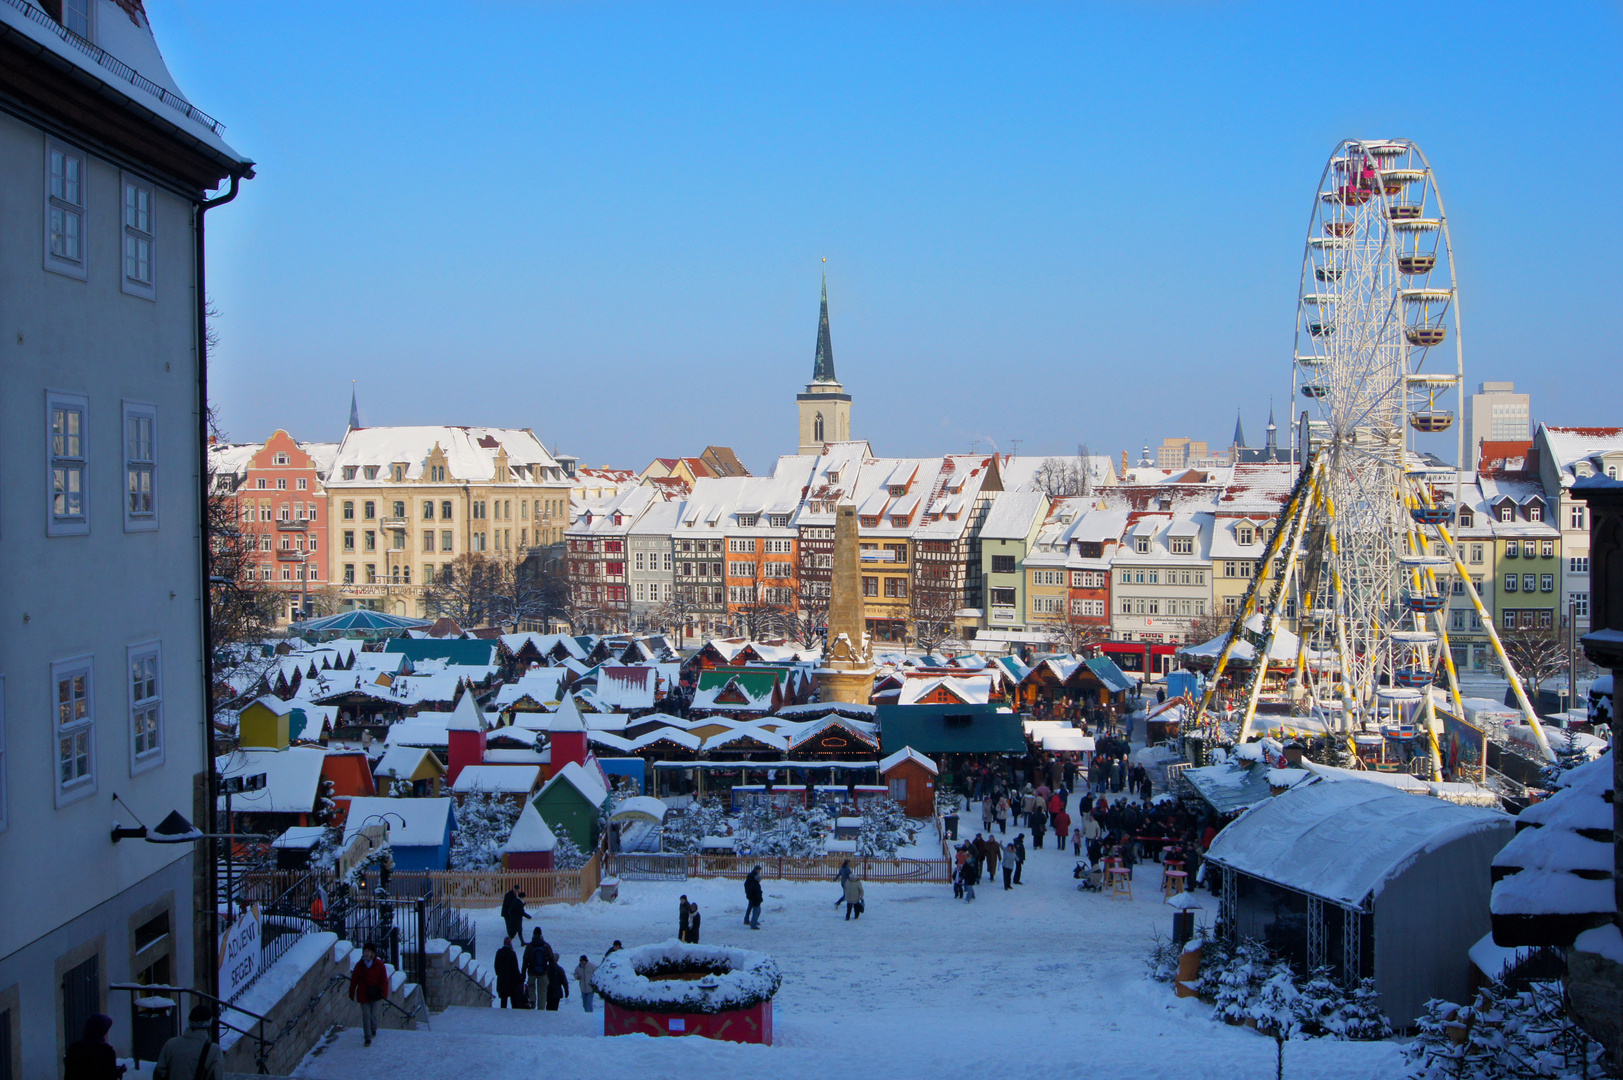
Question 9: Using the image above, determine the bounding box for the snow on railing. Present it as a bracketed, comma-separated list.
[2, 0, 227, 134]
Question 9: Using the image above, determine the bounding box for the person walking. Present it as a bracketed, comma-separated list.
[1072, 825, 1084, 857]
[501, 887, 531, 940]
[523, 928, 552, 1009]
[833, 859, 853, 906]
[994, 795, 1010, 835]
[1013, 833, 1027, 884]
[350, 942, 391, 1041]
[679, 895, 695, 942]
[63, 1013, 120, 1080]
[1029, 805, 1047, 849]
[1002, 841, 1017, 890]
[1052, 807, 1072, 852]
[151, 1005, 222, 1079]
[687, 904, 702, 943]
[494, 937, 524, 1010]
[962, 854, 979, 902]
[573, 955, 598, 1012]
[545, 956, 570, 1011]
[744, 866, 764, 929]
[843, 873, 865, 920]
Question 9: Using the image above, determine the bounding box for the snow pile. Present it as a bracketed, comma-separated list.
[591, 939, 782, 1014]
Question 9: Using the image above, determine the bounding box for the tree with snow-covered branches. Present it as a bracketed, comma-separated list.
[1248, 960, 1302, 1080]
[856, 798, 916, 857]
[662, 796, 732, 854]
[448, 789, 520, 871]
[552, 831, 589, 871]
[1405, 980, 1607, 1079]
[737, 803, 829, 858]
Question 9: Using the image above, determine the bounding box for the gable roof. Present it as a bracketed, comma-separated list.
[879, 746, 939, 775]
[537, 760, 610, 809]
[216, 747, 326, 814]
[383, 638, 498, 667]
[342, 796, 454, 848]
[501, 803, 558, 854]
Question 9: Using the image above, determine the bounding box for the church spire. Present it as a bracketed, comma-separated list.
[1232, 409, 1247, 450]
[348, 382, 361, 431]
[1265, 400, 1278, 452]
[811, 271, 836, 384]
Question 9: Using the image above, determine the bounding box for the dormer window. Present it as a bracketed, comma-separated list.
[343, 466, 358, 480]
[391, 464, 406, 482]
[1526, 503, 1543, 522]
[1499, 505, 1514, 522]
[889, 486, 906, 497]
[769, 514, 790, 528]
[861, 516, 879, 528]
[613, 514, 623, 526]
[1236, 524, 1255, 545]
[891, 514, 909, 527]
[49, 0, 92, 39]
[1458, 508, 1474, 528]
[274, 452, 289, 466]
[429, 465, 446, 482]
[1134, 536, 1150, 554]
[827, 471, 840, 483]
[738, 514, 758, 527]
[363, 466, 379, 480]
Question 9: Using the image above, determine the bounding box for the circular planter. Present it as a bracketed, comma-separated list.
[593, 939, 781, 1045]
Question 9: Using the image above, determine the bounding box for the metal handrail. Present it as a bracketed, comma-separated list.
[1, 0, 227, 134]
[109, 983, 271, 1074]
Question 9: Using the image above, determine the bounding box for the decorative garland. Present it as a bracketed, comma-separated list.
[592, 939, 782, 1015]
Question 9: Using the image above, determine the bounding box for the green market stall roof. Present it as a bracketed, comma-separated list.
[876, 703, 1025, 755]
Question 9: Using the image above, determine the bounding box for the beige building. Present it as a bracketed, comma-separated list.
[323, 426, 571, 616]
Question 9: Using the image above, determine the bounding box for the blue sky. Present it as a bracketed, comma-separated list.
[158, 1, 1622, 473]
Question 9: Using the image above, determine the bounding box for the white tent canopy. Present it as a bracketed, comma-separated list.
[610, 796, 668, 824]
[1178, 614, 1301, 666]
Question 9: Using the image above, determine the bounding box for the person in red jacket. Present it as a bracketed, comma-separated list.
[349, 943, 388, 1046]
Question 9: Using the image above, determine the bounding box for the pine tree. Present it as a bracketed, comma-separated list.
[1405, 981, 1606, 1079]
[1247, 961, 1302, 1080]
[856, 798, 916, 857]
[662, 796, 731, 854]
[553, 831, 588, 871]
[448, 789, 521, 872]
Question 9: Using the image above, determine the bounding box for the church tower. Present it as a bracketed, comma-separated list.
[797, 272, 852, 455]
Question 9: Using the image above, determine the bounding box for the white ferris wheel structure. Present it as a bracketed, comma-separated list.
[1194, 138, 1555, 772]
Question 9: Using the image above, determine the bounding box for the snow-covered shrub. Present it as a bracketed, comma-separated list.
[662, 797, 732, 854]
[857, 798, 917, 857]
[552, 832, 589, 871]
[448, 789, 520, 872]
[736, 804, 829, 858]
[1210, 938, 1272, 1023]
[1146, 934, 1181, 983]
[934, 788, 962, 818]
[591, 939, 782, 1015]
[1405, 981, 1607, 1079]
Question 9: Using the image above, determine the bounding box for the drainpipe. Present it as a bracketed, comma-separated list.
[196, 170, 244, 1019]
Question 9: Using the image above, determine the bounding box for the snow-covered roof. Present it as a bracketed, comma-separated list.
[609, 796, 668, 823]
[446, 691, 484, 732]
[451, 765, 540, 795]
[1206, 778, 1510, 908]
[1491, 754, 1615, 925]
[374, 744, 441, 780]
[270, 825, 326, 850]
[216, 747, 326, 814]
[593, 666, 657, 710]
[879, 746, 938, 775]
[540, 760, 610, 809]
[501, 803, 557, 853]
[328, 426, 560, 485]
[385, 718, 450, 748]
[342, 796, 453, 849]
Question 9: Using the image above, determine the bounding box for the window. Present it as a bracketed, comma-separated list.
[1451, 609, 1465, 630]
[1537, 609, 1553, 629]
[664, 552, 673, 571]
[1502, 609, 1517, 630]
[862, 576, 879, 597]
[441, 529, 453, 551]
[991, 555, 1017, 575]
[391, 530, 405, 550]
[365, 563, 377, 583]
[343, 500, 355, 520]
[1224, 595, 1238, 615]
[1540, 540, 1554, 558]
[764, 538, 794, 554]
[363, 501, 376, 520]
[121, 174, 155, 298]
[46, 140, 86, 276]
[1499, 505, 1514, 522]
[1504, 573, 1518, 593]
[422, 501, 435, 520]
[441, 501, 453, 520]
[1146, 570, 1159, 585]
[1569, 505, 1587, 529]
[343, 530, 355, 551]
[1540, 574, 1554, 593]
[884, 578, 907, 598]
[1458, 508, 1475, 528]
[1032, 596, 1062, 614]
[128, 643, 162, 771]
[48, 391, 89, 535]
[728, 539, 756, 554]
[1523, 540, 1537, 558]
[737, 514, 758, 528]
[634, 552, 644, 571]
[1134, 536, 1150, 554]
[53, 657, 94, 803]
[1572, 592, 1589, 618]
[1504, 542, 1518, 559]
[765, 562, 794, 578]
[343, 564, 355, 584]
[769, 515, 790, 528]
[422, 530, 434, 551]
[728, 561, 752, 578]
[990, 587, 1016, 607]
[1237, 525, 1254, 545]
[1171, 536, 1193, 555]
[1471, 543, 1484, 563]
[1122, 597, 1134, 614]
[122, 402, 156, 530]
[342, 466, 358, 480]
[363, 530, 375, 551]
[1523, 574, 1536, 593]
[1570, 556, 1589, 573]
[1527, 504, 1543, 522]
[390, 500, 405, 519]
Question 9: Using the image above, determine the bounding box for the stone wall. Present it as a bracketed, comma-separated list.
[422, 938, 497, 1011]
[220, 934, 425, 1076]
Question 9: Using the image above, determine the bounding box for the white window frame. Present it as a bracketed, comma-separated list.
[47, 390, 90, 536]
[127, 642, 164, 774]
[45, 138, 87, 279]
[60, 0, 94, 39]
[52, 655, 96, 806]
[120, 172, 156, 299]
[122, 401, 157, 532]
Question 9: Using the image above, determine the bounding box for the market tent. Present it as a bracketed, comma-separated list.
[876, 703, 1024, 755]
[1177, 614, 1301, 666]
[1206, 778, 1511, 1024]
[1041, 731, 1095, 753]
[290, 609, 432, 637]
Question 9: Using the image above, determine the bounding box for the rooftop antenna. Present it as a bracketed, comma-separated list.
[1010, 438, 1023, 456]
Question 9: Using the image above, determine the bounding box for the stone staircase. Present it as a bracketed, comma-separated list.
[293, 1003, 604, 1078]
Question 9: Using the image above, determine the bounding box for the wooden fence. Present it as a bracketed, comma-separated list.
[424, 848, 604, 908]
[682, 853, 951, 884]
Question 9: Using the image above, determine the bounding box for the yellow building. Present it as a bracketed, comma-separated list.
[323, 426, 571, 617]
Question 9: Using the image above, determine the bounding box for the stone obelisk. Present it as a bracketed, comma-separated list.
[816, 504, 876, 704]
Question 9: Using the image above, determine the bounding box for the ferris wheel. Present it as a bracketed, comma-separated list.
[1195, 139, 1553, 770]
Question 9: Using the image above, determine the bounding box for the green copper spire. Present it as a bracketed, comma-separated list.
[812, 272, 836, 384]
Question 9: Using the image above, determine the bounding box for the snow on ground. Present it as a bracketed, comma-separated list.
[295, 790, 1404, 1080]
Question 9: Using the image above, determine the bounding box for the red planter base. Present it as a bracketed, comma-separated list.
[602, 999, 773, 1045]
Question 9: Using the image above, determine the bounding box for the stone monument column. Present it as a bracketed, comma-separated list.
[817, 504, 876, 704]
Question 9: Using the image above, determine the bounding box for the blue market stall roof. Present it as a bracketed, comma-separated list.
[1179, 761, 1276, 815]
[876, 703, 1025, 755]
[290, 610, 432, 636]
[383, 638, 499, 667]
[1084, 656, 1135, 693]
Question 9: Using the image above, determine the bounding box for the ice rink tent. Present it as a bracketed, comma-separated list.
[1205, 778, 1512, 1025]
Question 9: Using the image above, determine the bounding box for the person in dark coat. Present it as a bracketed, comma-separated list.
[500, 887, 531, 940]
[545, 958, 570, 1010]
[522, 928, 552, 1009]
[687, 904, 701, 943]
[494, 936, 524, 1009]
[152, 1005, 221, 1080]
[678, 895, 693, 942]
[744, 866, 764, 929]
[1013, 833, 1027, 884]
[1029, 805, 1048, 849]
[63, 1013, 121, 1080]
[833, 859, 853, 906]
